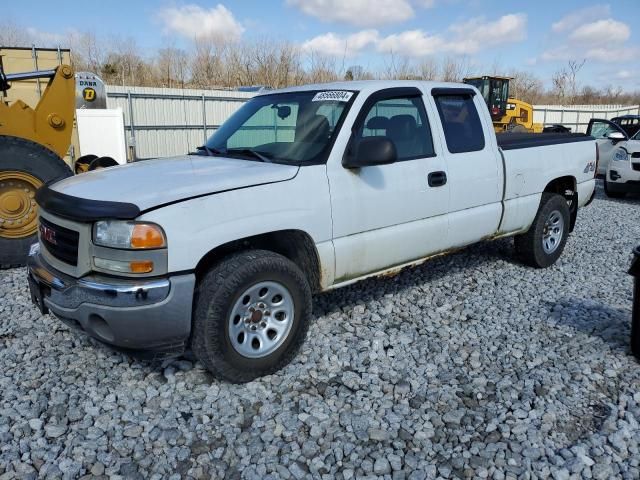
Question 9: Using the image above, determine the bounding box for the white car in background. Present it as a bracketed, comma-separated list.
[587, 118, 640, 198]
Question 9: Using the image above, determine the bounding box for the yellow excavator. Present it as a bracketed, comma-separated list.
[0, 47, 114, 268]
[463, 76, 543, 133]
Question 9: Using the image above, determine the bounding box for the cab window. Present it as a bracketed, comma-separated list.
[355, 96, 435, 161]
[434, 95, 485, 153]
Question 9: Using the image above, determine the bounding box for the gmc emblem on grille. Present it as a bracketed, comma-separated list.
[40, 225, 57, 245]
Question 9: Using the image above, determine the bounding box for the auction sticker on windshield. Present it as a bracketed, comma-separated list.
[312, 91, 353, 102]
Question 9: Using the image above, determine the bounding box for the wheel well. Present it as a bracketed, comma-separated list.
[544, 176, 576, 196]
[194, 230, 322, 292]
[544, 176, 578, 232]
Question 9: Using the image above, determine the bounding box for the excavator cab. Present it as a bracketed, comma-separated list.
[463, 76, 510, 120]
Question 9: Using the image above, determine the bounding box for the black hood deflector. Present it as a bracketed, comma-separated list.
[36, 185, 140, 222]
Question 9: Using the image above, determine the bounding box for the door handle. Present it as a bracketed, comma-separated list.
[428, 171, 447, 187]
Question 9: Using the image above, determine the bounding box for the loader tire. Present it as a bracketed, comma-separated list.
[89, 156, 118, 170]
[0, 135, 72, 269]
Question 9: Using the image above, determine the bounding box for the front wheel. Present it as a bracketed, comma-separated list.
[514, 193, 570, 268]
[191, 250, 312, 383]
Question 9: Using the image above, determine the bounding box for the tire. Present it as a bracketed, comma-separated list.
[191, 249, 312, 383]
[74, 154, 98, 174]
[88, 156, 118, 171]
[604, 180, 626, 199]
[514, 193, 570, 268]
[0, 135, 72, 268]
[507, 123, 528, 133]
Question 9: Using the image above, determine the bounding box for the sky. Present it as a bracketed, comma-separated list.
[5, 0, 640, 90]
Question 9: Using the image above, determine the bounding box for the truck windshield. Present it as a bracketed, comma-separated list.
[203, 90, 356, 165]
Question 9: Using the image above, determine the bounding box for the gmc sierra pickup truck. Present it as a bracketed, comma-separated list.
[28, 81, 597, 382]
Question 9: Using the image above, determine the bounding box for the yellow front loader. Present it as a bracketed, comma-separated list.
[0, 62, 78, 267]
[463, 76, 543, 133]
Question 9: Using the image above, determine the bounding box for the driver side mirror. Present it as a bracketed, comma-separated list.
[343, 137, 397, 169]
[607, 131, 626, 142]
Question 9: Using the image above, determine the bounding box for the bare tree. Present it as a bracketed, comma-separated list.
[440, 56, 470, 82]
[69, 32, 105, 73]
[3, 18, 639, 104]
[306, 51, 339, 84]
[552, 59, 586, 105]
[191, 38, 225, 88]
[157, 45, 189, 88]
[417, 59, 439, 80]
[382, 52, 417, 80]
[507, 70, 544, 104]
[0, 20, 33, 46]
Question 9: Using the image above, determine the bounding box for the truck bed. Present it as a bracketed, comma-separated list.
[497, 132, 593, 150]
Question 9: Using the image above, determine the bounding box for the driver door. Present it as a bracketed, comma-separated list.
[327, 87, 450, 282]
[587, 119, 628, 175]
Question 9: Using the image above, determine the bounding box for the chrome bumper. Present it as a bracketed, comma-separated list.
[27, 246, 195, 355]
[28, 245, 171, 309]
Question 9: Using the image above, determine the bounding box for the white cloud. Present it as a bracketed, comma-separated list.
[543, 8, 634, 65]
[376, 30, 446, 56]
[301, 30, 379, 57]
[541, 44, 638, 64]
[158, 4, 244, 42]
[25, 27, 70, 47]
[552, 4, 611, 32]
[448, 14, 527, 54]
[375, 14, 527, 57]
[569, 19, 630, 45]
[584, 47, 638, 63]
[540, 45, 572, 62]
[300, 13, 528, 59]
[287, 0, 414, 27]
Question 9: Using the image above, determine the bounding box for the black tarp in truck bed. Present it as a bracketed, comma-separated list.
[497, 132, 593, 150]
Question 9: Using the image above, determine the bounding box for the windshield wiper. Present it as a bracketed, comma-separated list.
[226, 148, 272, 163]
[194, 145, 225, 156]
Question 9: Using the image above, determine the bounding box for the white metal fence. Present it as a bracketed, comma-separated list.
[105, 85, 640, 158]
[105, 86, 255, 159]
[533, 104, 640, 133]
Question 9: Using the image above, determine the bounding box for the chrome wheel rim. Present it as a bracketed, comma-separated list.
[542, 210, 564, 254]
[228, 281, 294, 359]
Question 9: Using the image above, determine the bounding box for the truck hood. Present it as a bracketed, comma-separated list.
[51, 155, 299, 211]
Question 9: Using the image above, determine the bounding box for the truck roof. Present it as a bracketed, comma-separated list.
[260, 79, 473, 96]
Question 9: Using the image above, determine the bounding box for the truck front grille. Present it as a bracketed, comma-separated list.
[39, 217, 79, 266]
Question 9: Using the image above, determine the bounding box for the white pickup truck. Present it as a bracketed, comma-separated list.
[28, 81, 597, 382]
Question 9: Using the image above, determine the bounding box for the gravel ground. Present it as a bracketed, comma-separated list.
[1, 184, 639, 480]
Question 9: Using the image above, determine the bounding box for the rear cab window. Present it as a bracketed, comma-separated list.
[434, 94, 485, 153]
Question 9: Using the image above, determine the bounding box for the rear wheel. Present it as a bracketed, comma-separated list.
[0, 136, 72, 268]
[514, 193, 570, 268]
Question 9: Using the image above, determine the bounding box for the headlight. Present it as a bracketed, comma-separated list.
[612, 148, 629, 162]
[93, 220, 166, 249]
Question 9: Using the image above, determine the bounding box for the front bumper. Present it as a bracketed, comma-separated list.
[27, 247, 195, 356]
[608, 162, 640, 194]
